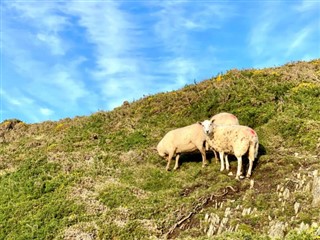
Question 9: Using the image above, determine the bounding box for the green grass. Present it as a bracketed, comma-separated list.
[0, 59, 319, 239]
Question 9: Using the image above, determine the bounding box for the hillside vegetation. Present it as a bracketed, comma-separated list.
[0, 59, 320, 240]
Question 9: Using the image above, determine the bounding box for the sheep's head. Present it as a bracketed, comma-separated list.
[200, 119, 214, 134]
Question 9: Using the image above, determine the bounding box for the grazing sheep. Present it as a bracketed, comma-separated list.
[210, 112, 239, 125]
[202, 120, 259, 180]
[157, 122, 207, 171]
[206, 112, 240, 164]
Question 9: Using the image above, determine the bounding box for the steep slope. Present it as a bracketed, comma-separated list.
[0, 59, 319, 239]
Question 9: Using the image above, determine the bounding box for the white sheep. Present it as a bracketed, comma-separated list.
[202, 120, 259, 180]
[210, 112, 239, 125]
[157, 122, 207, 171]
[207, 112, 240, 163]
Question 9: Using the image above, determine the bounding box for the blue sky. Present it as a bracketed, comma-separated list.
[1, 1, 319, 123]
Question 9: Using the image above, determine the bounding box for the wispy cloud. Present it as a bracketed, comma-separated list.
[40, 107, 54, 117]
[247, 1, 319, 67]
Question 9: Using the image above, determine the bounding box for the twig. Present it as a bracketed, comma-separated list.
[165, 185, 237, 238]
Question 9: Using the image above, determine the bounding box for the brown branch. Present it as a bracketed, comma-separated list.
[165, 186, 238, 238]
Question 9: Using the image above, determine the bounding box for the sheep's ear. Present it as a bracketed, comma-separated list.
[197, 121, 202, 125]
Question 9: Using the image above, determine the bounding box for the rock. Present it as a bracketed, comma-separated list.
[297, 222, 310, 233]
[268, 220, 286, 239]
[250, 179, 254, 189]
[207, 224, 215, 237]
[224, 207, 231, 217]
[294, 202, 300, 214]
[206, 213, 220, 237]
[283, 188, 290, 200]
[217, 217, 228, 234]
[312, 176, 320, 207]
[242, 207, 251, 216]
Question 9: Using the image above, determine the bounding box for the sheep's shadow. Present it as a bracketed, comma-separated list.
[176, 144, 266, 174]
[178, 151, 215, 168]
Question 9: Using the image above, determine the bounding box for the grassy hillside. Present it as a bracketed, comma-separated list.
[0, 59, 320, 239]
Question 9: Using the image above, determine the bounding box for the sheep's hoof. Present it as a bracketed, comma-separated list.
[246, 174, 251, 178]
[173, 166, 179, 171]
[228, 172, 233, 176]
[236, 175, 245, 180]
[166, 168, 171, 171]
[220, 168, 225, 172]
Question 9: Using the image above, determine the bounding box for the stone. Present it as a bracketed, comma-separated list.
[250, 179, 254, 189]
[297, 222, 310, 233]
[303, 182, 312, 192]
[224, 207, 231, 217]
[242, 207, 251, 216]
[268, 220, 286, 239]
[294, 202, 300, 214]
[312, 176, 320, 207]
[283, 188, 290, 200]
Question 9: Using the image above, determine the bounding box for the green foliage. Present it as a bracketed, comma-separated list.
[0, 158, 84, 239]
[99, 184, 138, 209]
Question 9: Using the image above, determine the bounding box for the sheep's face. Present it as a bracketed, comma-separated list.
[201, 120, 213, 134]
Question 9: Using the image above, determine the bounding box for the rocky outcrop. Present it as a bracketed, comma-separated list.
[312, 171, 320, 207]
[268, 220, 287, 239]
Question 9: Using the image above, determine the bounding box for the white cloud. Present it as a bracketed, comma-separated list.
[40, 108, 54, 116]
[1, 89, 34, 107]
[294, 0, 320, 12]
[36, 33, 66, 55]
[5, 2, 69, 55]
[247, 1, 320, 67]
[286, 26, 313, 56]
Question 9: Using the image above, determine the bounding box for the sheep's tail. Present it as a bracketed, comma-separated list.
[249, 137, 259, 160]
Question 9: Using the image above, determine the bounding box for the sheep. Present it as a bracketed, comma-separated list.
[202, 120, 259, 180]
[206, 112, 240, 165]
[210, 112, 239, 125]
[157, 122, 207, 171]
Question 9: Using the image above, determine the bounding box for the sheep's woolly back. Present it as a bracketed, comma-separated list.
[209, 125, 258, 157]
[210, 112, 239, 125]
[157, 123, 206, 157]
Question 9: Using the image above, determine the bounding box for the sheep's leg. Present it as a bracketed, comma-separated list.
[166, 153, 174, 171]
[246, 157, 254, 178]
[200, 148, 207, 168]
[225, 155, 230, 171]
[173, 154, 180, 170]
[205, 141, 209, 151]
[235, 156, 244, 180]
[246, 142, 256, 178]
[214, 150, 219, 163]
[219, 152, 225, 171]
